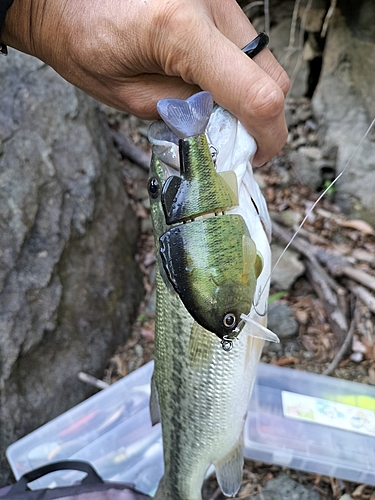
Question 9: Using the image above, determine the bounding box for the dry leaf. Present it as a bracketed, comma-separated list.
[352, 483, 367, 498]
[140, 327, 155, 341]
[143, 251, 156, 267]
[274, 356, 299, 366]
[352, 336, 368, 354]
[338, 219, 375, 235]
[295, 309, 309, 324]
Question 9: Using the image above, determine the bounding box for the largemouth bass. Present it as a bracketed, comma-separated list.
[148, 91, 276, 500]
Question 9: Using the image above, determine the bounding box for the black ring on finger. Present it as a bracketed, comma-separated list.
[242, 32, 269, 59]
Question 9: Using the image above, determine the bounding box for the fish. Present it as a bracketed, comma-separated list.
[148, 90, 277, 500]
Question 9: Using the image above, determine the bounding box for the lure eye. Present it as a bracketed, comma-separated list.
[148, 177, 160, 199]
[209, 145, 218, 164]
[223, 312, 237, 330]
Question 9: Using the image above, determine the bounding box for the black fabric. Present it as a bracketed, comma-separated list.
[0, 460, 151, 500]
[0, 0, 15, 54]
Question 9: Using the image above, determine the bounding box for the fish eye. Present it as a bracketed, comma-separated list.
[223, 312, 237, 330]
[148, 177, 160, 199]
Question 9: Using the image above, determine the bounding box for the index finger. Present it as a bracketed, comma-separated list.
[180, 32, 288, 165]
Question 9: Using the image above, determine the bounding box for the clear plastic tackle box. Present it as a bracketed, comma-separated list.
[7, 361, 375, 494]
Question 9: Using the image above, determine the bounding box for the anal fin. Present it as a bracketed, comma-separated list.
[214, 435, 244, 497]
[150, 374, 161, 426]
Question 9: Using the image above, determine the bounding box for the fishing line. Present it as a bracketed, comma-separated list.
[253, 116, 375, 312]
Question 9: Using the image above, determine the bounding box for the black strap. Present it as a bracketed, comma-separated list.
[7, 460, 105, 494]
[0, 0, 15, 54]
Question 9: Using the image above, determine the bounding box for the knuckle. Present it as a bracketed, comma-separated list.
[150, 2, 199, 80]
[246, 80, 285, 120]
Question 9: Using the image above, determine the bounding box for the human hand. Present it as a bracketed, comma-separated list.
[3, 0, 289, 165]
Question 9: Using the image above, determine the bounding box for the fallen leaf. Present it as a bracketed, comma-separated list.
[352, 336, 368, 354]
[143, 252, 156, 267]
[295, 309, 309, 324]
[140, 327, 155, 341]
[352, 483, 367, 498]
[338, 219, 375, 235]
[274, 356, 299, 366]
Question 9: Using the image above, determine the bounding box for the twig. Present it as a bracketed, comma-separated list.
[287, 0, 314, 93]
[78, 371, 109, 390]
[347, 282, 375, 314]
[342, 266, 375, 293]
[208, 487, 222, 500]
[111, 130, 151, 171]
[306, 260, 348, 345]
[242, 1, 264, 13]
[287, 0, 301, 56]
[321, 0, 337, 38]
[271, 220, 346, 295]
[322, 306, 356, 376]
[264, 0, 270, 36]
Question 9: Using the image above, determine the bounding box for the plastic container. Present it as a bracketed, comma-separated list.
[7, 361, 375, 494]
[244, 363, 375, 485]
[6, 361, 162, 495]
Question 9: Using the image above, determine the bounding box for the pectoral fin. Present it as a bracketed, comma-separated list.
[214, 435, 244, 497]
[150, 374, 161, 426]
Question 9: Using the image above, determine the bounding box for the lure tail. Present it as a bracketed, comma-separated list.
[157, 91, 214, 139]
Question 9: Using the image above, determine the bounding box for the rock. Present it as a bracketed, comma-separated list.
[247, 472, 321, 500]
[289, 150, 322, 191]
[268, 302, 299, 339]
[270, 209, 302, 229]
[270, 244, 306, 291]
[0, 51, 143, 484]
[312, 5, 375, 224]
[298, 146, 323, 161]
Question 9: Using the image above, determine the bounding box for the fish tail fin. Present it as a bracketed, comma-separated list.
[214, 434, 244, 497]
[156, 91, 213, 139]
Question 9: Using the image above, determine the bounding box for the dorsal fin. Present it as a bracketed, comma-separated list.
[156, 91, 213, 139]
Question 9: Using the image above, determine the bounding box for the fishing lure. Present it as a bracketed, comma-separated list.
[149, 91, 264, 341]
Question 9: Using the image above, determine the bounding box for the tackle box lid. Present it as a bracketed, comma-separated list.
[7, 361, 375, 494]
